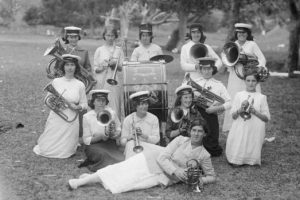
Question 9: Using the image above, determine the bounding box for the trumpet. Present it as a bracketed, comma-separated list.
[240, 96, 254, 121]
[132, 115, 143, 153]
[44, 83, 78, 122]
[186, 159, 203, 193]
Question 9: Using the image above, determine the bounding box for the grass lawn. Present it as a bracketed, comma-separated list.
[0, 27, 299, 200]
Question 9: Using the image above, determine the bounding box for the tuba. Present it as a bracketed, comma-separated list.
[186, 159, 203, 193]
[221, 42, 269, 81]
[185, 73, 225, 109]
[44, 83, 79, 122]
[44, 38, 97, 93]
[190, 43, 208, 60]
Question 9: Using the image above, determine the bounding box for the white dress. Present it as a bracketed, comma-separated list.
[225, 91, 270, 165]
[222, 40, 266, 132]
[93, 44, 124, 120]
[130, 43, 163, 61]
[33, 77, 87, 158]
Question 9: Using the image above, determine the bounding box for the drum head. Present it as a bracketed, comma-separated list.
[150, 54, 174, 64]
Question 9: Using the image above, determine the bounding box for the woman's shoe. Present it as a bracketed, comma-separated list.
[68, 179, 78, 190]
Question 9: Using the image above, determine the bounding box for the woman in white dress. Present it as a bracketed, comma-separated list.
[93, 27, 124, 120]
[222, 23, 267, 132]
[33, 54, 88, 158]
[225, 71, 270, 166]
[68, 119, 216, 194]
[79, 89, 124, 171]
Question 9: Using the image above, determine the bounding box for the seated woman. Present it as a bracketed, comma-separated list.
[120, 91, 160, 159]
[166, 85, 204, 142]
[79, 89, 124, 171]
[226, 70, 270, 166]
[68, 119, 216, 194]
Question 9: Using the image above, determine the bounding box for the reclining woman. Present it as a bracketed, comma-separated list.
[68, 119, 216, 194]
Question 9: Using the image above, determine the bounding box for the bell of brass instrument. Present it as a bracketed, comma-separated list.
[96, 109, 113, 126]
[190, 43, 208, 60]
[170, 107, 184, 123]
[44, 83, 79, 122]
[240, 96, 254, 121]
[186, 159, 203, 193]
[185, 73, 225, 109]
[44, 38, 97, 93]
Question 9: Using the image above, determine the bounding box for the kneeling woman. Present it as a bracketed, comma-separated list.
[33, 54, 87, 158]
[68, 119, 216, 194]
[79, 89, 124, 171]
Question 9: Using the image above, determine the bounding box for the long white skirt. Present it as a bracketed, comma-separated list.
[33, 111, 79, 158]
[96, 153, 165, 194]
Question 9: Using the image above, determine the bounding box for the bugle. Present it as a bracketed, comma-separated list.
[44, 82, 79, 122]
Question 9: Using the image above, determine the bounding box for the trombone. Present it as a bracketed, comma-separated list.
[107, 40, 126, 85]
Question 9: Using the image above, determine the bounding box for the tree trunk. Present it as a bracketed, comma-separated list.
[285, 0, 300, 77]
[226, 0, 241, 42]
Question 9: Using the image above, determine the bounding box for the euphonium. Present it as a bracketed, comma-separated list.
[185, 73, 225, 109]
[44, 38, 97, 93]
[44, 83, 79, 122]
[190, 43, 208, 60]
[186, 159, 203, 193]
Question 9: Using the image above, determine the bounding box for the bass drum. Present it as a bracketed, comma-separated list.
[123, 62, 168, 122]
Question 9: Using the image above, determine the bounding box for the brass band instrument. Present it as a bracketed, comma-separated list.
[190, 43, 208, 60]
[170, 107, 191, 136]
[44, 83, 78, 122]
[107, 41, 126, 85]
[44, 38, 97, 93]
[186, 159, 203, 193]
[221, 42, 269, 81]
[132, 115, 143, 153]
[96, 109, 117, 137]
[185, 73, 225, 109]
[240, 95, 254, 121]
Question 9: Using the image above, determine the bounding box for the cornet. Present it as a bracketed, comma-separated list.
[132, 115, 143, 153]
[186, 159, 203, 193]
[96, 109, 116, 137]
[240, 95, 254, 121]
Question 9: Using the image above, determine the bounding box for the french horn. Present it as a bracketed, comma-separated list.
[44, 83, 79, 122]
[44, 38, 97, 93]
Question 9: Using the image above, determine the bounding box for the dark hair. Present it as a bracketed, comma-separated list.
[189, 118, 208, 134]
[243, 70, 260, 81]
[62, 34, 81, 44]
[59, 59, 81, 76]
[174, 92, 194, 107]
[139, 32, 153, 43]
[234, 28, 254, 41]
[88, 96, 109, 109]
[102, 27, 118, 40]
[132, 99, 149, 110]
[189, 28, 206, 43]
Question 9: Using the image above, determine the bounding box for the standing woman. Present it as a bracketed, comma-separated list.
[166, 85, 204, 142]
[63, 26, 92, 72]
[180, 23, 222, 81]
[222, 23, 267, 132]
[33, 54, 88, 158]
[226, 71, 270, 166]
[93, 26, 124, 120]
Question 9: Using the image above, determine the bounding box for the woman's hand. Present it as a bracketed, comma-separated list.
[69, 103, 82, 111]
[174, 168, 187, 182]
